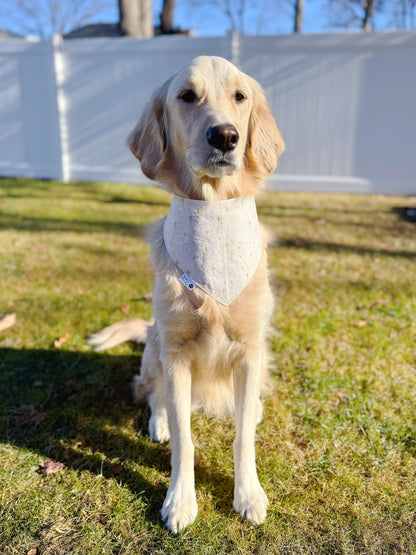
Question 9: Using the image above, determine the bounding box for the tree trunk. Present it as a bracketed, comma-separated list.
[362, 0, 376, 30]
[294, 0, 305, 33]
[118, 0, 153, 38]
[160, 0, 175, 33]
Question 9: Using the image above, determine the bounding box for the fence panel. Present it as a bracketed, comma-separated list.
[0, 32, 415, 194]
[60, 36, 232, 184]
[239, 32, 416, 194]
[0, 41, 62, 180]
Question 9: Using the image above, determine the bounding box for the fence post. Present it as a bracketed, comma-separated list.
[227, 31, 241, 66]
[52, 34, 70, 183]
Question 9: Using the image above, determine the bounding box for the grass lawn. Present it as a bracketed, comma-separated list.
[1, 177, 416, 554]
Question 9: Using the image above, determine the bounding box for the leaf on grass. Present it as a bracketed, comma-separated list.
[353, 320, 368, 328]
[37, 460, 65, 476]
[29, 243, 45, 252]
[194, 454, 203, 467]
[27, 549, 40, 555]
[0, 312, 16, 333]
[143, 292, 153, 303]
[111, 463, 124, 475]
[120, 305, 130, 314]
[54, 333, 70, 348]
[366, 299, 389, 310]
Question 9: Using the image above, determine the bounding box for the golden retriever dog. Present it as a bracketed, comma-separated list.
[88, 55, 284, 533]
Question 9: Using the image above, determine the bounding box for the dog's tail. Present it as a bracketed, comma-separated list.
[87, 318, 152, 352]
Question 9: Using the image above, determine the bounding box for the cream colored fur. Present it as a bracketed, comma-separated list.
[88, 56, 284, 533]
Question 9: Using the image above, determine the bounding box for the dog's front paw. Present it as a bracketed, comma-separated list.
[161, 485, 198, 534]
[233, 482, 269, 525]
[148, 411, 170, 443]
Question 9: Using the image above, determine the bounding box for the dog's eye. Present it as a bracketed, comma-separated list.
[234, 91, 246, 103]
[179, 90, 197, 103]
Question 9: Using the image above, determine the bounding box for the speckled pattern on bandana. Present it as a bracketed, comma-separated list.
[163, 195, 262, 306]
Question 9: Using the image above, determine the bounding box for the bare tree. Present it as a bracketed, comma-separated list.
[118, 0, 153, 37]
[184, 0, 251, 34]
[327, 0, 380, 31]
[222, 0, 248, 32]
[294, 0, 305, 32]
[391, 0, 416, 29]
[201, 0, 249, 33]
[2, 0, 114, 39]
[362, 0, 376, 29]
[184, 0, 305, 35]
[160, 0, 175, 33]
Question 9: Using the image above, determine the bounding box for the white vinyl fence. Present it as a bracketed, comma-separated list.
[1, 31, 416, 194]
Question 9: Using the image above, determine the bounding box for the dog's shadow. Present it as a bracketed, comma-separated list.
[0, 347, 234, 525]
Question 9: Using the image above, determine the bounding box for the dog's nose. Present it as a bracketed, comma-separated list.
[206, 124, 239, 152]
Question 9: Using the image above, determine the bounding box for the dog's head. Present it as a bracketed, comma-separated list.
[128, 56, 284, 197]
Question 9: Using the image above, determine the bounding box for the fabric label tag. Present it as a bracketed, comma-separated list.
[179, 273, 197, 292]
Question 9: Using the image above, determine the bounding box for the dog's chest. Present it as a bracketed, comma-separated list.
[163, 195, 262, 306]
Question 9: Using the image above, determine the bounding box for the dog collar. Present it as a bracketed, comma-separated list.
[163, 195, 262, 306]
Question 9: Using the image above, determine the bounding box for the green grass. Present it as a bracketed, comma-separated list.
[1, 177, 416, 554]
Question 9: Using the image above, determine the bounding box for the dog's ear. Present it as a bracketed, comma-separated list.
[127, 78, 171, 180]
[246, 76, 285, 177]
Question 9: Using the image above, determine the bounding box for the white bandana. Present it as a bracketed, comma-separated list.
[163, 195, 262, 306]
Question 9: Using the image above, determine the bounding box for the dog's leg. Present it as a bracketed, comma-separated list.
[148, 366, 170, 443]
[134, 331, 171, 443]
[233, 347, 269, 524]
[160, 354, 197, 533]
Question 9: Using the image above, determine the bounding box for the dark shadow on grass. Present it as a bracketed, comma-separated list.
[0, 214, 148, 238]
[0, 347, 235, 525]
[392, 206, 416, 223]
[258, 204, 416, 242]
[0, 347, 166, 525]
[0, 178, 171, 207]
[274, 238, 416, 258]
[257, 204, 389, 219]
[104, 196, 170, 207]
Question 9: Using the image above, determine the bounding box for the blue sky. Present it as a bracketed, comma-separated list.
[151, 0, 333, 36]
[91, 0, 392, 36]
[0, 0, 412, 39]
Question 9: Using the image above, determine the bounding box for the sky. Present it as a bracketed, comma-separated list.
[0, 0, 412, 39]
[90, 0, 398, 36]
[150, 0, 335, 36]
